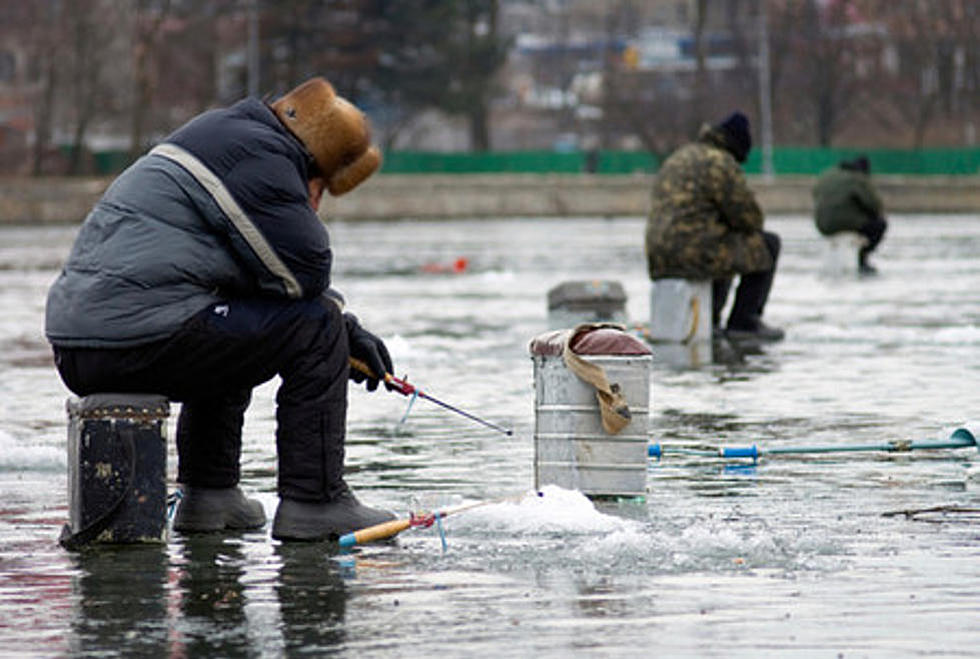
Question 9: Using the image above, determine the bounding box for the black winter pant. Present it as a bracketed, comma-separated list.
[858, 215, 888, 265]
[712, 230, 781, 330]
[53, 297, 350, 503]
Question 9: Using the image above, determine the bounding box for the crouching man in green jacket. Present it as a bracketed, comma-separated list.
[813, 155, 887, 275]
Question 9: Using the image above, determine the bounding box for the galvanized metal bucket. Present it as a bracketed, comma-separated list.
[61, 393, 170, 549]
[530, 328, 651, 498]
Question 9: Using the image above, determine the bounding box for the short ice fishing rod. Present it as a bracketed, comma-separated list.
[349, 357, 513, 436]
[648, 427, 980, 463]
[338, 491, 538, 549]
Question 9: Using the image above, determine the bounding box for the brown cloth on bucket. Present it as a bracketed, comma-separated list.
[529, 323, 640, 435]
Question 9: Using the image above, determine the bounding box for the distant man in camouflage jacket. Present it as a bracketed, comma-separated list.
[645, 111, 783, 341]
[812, 155, 887, 275]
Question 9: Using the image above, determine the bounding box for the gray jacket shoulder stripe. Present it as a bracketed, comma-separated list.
[149, 143, 303, 298]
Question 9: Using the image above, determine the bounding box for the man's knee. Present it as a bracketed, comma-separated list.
[763, 231, 781, 259]
[286, 297, 345, 351]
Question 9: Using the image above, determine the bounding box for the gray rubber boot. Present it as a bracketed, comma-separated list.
[272, 489, 395, 542]
[173, 486, 266, 532]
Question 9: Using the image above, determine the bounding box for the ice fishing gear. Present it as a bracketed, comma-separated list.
[648, 427, 979, 464]
[349, 357, 513, 435]
[345, 313, 392, 392]
[882, 504, 980, 523]
[338, 491, 541, 549]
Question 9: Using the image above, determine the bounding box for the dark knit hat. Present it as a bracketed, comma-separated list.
[840, 155, 870, 173]
[715, 111, 752, 163]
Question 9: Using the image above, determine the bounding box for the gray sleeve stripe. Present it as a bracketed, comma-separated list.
[149, 143, 303, 298]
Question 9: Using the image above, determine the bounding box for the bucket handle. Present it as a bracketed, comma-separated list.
[682, 294, 701, 344]
[59, 425, 136, 551]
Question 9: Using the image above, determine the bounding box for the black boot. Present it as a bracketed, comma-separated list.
[712, 278, 732, 338]
[726, 272, 784, 341]
[858, 248, 878, 276]
[173, 486, 266, 532]
[858, 215, 886, 276]
[725, 316, 785, 342]
[272, 485, 395, 541]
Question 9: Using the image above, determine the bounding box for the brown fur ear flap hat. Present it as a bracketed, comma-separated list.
[271, 77, 382, 196]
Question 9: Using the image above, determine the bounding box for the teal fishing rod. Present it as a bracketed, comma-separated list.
[648, 427, 979, 463]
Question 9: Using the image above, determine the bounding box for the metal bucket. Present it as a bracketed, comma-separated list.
[530, 330, 651, 498]
[61, 393, 170, 549]
[547, 280, 628, 330]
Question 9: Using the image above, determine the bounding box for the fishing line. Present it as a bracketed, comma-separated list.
[350, 357, 513, 435]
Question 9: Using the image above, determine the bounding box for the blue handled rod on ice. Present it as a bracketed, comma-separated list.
[349, 357, 513, 436]
[648, 427, 979, 462]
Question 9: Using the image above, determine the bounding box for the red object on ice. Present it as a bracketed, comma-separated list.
[420, 257, 468, 274]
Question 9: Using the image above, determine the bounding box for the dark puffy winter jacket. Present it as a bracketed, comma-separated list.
[46, 97, 332, 348]
[812, 166, 883, 236]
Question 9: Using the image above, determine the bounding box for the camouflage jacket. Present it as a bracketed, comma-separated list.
[645, 125, 772, 280]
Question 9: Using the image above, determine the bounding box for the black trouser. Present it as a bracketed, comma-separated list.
[53, 297, 350, 503]
[712, 230, 781, 330]
[858, 215, 888, 265]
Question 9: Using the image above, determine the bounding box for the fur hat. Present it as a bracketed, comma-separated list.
[271, 77, 381, 196]
[715, 111, 752, 163]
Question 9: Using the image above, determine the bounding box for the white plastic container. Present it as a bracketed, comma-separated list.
[821, 232, 868, 276]
[648, 278, 712, 343]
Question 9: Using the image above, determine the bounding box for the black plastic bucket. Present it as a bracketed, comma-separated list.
[60, 394, 170, 549]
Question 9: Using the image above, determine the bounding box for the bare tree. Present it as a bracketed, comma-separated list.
[128, 0, 173, 161]
[771, 0, 864, 146]
[599, 0, 755, 158]
[862, 0, 978, 148]
[689, 0, 709, 137]
[24, 1, 63, 175]
[64, 0, 119, 174]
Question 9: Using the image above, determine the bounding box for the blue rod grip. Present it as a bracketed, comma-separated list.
[721, 445, 759, 459]
[647, 443, 662, 459]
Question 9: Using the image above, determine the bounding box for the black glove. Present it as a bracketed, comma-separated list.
[345, 313, 393, 391]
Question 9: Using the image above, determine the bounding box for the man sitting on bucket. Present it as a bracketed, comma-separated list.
[45, 77, 397, 541]
[645, 111, 783, 341]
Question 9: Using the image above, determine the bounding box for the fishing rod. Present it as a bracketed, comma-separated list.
[349, 357, 513, 436]
[647, 427, 979, 463]
[338, 491, 539, 549]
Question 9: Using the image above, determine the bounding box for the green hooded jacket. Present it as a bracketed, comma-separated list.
[812, 167, 883, 235]
[645, 124, 772, 280]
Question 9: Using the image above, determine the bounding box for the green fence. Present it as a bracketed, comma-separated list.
[746, 147, 980, 176]
[379, 150, 656, 174]
[380, 148, 980, 176]
[83, 147, 980, 176]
